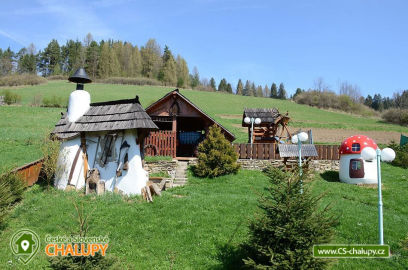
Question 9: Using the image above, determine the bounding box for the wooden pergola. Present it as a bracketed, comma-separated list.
[242, 108, 292, 144]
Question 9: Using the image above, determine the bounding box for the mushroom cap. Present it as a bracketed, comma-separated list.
[339, 135, 378, 155]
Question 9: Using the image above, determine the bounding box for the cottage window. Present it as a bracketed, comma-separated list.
[351, 143, 360, 152]
[351, 160, 361, 170]
[98, 134, 117, 166]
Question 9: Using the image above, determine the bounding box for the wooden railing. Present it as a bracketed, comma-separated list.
[144, 131, 177, 158]
[233, 143, 340, 160]
[11, 158, 44, 186]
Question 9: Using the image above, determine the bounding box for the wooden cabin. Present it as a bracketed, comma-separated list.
[242, 108, 291, 144]
[145, 89, 235, 158]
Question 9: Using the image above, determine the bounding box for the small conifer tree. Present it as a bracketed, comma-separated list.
[244, 167, 337, 269]
[193, 125, 240, 178]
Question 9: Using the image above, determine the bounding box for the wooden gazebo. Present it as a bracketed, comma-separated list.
[145, 89, 235, 158]
[242, 108, 291, 144]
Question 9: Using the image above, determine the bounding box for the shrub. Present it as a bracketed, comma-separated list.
[96, 77, 162, 86]
[382, 109, 408, 126]
[49, 201, 121, 269]
[41, 134, 61, 189]
[0, 74, 47, 86]
[294, 90, 377, 117]
[0, 171, 25, 227]
[388, 142, 408, 168]
[42, 95, 67, 108]
[193, 125, 240, 178]
[2, 90, 22, 104]
[47, 75, 68, 81]
[244, 167, 337, 269]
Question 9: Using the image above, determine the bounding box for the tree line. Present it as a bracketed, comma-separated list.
[0, 33, 290, 99]
[0, 34, 191, 88]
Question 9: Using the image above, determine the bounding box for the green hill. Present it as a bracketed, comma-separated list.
[1, 80, 407, 170]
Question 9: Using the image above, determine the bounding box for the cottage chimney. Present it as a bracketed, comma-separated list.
[67, 68, 92, 122]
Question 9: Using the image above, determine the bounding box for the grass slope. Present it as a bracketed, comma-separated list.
[1, 80, 408, 170]
[0, 165, 407, 269]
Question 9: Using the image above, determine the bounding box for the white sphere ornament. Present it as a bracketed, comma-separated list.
[291, 135, 299, 144]
[381, 148, 396, 162]
[361, 147, 376, 161]
[244, 117, 251, 124]
[298, 132, 309, 142]
[254, 118, 261, 125]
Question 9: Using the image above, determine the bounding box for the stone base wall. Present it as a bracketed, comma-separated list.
[143, 159, 339, 175]
[237, 159, 339, 173]
[144, 160, 178, 175]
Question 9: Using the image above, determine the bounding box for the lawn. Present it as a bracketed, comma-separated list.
[1, 80, 408, 170]
[0, 165, 407, 269]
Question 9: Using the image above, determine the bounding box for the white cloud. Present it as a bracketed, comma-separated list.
[0, 29, 26, 46]
[33, 0, 115, 42]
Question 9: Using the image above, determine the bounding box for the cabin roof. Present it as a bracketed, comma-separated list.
[53, 96, 158, 139]
[146, 89, 236, 141]
[242, 108, 281, 126]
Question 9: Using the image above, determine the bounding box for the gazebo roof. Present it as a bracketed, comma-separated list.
[53, 96, 158, 139]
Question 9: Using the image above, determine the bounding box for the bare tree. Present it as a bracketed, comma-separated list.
[338, 80, 361, 103]
[313, 77, 330, 92]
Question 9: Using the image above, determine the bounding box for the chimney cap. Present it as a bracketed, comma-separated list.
[68, 68, 92, 84]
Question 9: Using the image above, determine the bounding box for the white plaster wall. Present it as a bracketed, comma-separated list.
[67, 90, 90, 122]
[339, 154, 378, 184]
[55, 130, 147, 195]
[54, 137, 86, 190]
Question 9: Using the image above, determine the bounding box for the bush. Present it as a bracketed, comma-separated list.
[0, 171, 25, 227]
[2, 90, 22, 104]
[42, 95, 67, 108]
[244, 167, 337, 269]
[48, 201, 121, 269]
[294, 90, 377, 117]
[0, 74, 47, 86]
[41, 134, 61, 189]
[388, 142, 408, 168]
[47, 75, 68, 81]
[96, 77, 162, 86]
[193, 125, 240, 178]
[382, 109, 408, 126]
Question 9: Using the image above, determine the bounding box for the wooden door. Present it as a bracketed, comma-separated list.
[349, 158, 364, 178]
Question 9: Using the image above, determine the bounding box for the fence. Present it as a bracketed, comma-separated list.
[144, 131, 177, 158]
[233, 143, 340, 160]
[11, 158, 44, 186]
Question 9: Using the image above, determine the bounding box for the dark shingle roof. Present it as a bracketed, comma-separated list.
[278, 144, 318, 158]
[53, 96, 158, 139]
[242, 108, 280, 126]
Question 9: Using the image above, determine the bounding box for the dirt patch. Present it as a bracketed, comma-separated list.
[290, 127, 401, 145]
[217, 114, 241, 119]
[232, 124, 401, 144]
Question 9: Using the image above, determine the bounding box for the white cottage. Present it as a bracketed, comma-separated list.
[52, 68, 158, 195]
[339, 135, 378, 184]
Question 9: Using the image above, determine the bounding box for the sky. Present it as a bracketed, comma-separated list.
[0, 0, 407, 97]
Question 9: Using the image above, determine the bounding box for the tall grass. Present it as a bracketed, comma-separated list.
[96, 77, 162, 86]
[0, 74, 47, 87]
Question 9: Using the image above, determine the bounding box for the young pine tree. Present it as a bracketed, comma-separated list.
[236, 79, 244, 95]
[244, 167, 337, 270]
[278, 83, 287, 99]
[243, 80, 251, 96]
[193, 125, 240, 178]
[270, 83, 278, 98]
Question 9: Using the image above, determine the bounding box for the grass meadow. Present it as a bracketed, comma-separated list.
[0, 165, 407, 269]
[1, 81, 408, 170]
